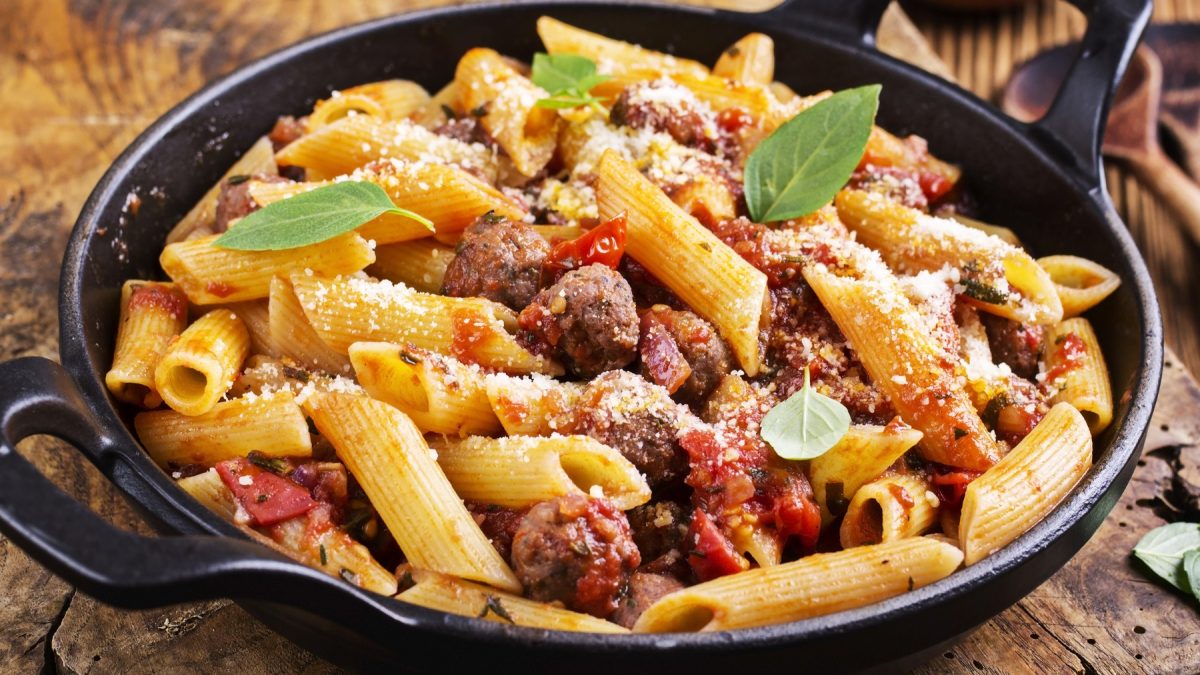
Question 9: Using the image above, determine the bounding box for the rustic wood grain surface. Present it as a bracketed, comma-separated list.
[1, 1, 1198, 673]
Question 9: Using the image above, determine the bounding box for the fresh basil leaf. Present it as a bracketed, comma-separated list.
[531, 53, 610, 113]
[760, 367, 851, 461]
[1132, 522, 1200, 592]
[1185, 549, 1200, 600]
[744, 84, 880, 223]
[214, 181, 431, 251]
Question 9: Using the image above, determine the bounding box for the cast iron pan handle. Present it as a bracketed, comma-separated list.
[1033, 0, 1153, 189]
[0, 356, 397, 626]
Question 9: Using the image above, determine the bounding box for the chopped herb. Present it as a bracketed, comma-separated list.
[953, 427, 969, 440]
[570, 539, 591, 556]
[399, 569, 415, 591]
[282, 365, 310, 382]
[319, 544, 327, 566]
[399, 351, 422, 365]
[960, 277, 1010, 305]
[486, 503, 503, 513]
[826, 481, 849, 517]
[227, 174, 251, 185]
[213, 181, 432, 251]
[479, 594, 515, 623]
[981, 393, 1010, 428]
[747, 467, 769, 482]
[688, 549, 707, 559]
[881, 559, 890, 565]
[908, 576, 915, 591]
[470, 103, 489, 118]
[480, 209, 506, 224]
[247, 451, 289, 474]
[343, 508, 373, 533]
[1055, 333, 1068, 345]
[531, 53, 611, 113]
[440, 104, 457, 120]
[256, 494, 269, 503]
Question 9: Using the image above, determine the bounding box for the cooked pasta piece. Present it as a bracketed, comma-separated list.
[485, 373, 583, 436]
[136, 390, 311, 467]
[154, 309, 250, 416]
[1037, 255, 1121, 318]
[398, 569, 628, 633]
[594, 150, 769, 376]
[712, 33, 775, 86]
[269, 276, 352, 375]
[160, 232, 374, 304]
[807, 423, 924, 526]
[959, 403, 1092, 565]
[430, 435, 651, 510]
[536, 16, 709, 78]
[803, 252, 1001, 471]
[835, 189, 1062, 325]
[275, 114, 499, 183]
[166, 136, 277, 244]
[456, 48, 560, 178]
[348, 342, 501, 437]
[250, 160, 525, 242]
[1043, 318, 1113, 433]
[176, 469, 398, 595]
[290, 273, 560, 376]
[367, 239, 455, 294]
[411, 81, 462, 129]
[840, 474, 939, 547]
[307, 79, 431, 130]
[633, 537, 963, 632]
[950, 214, 1022, 247]
[221, 299, 282, 359]
[106, 280, 189, 408]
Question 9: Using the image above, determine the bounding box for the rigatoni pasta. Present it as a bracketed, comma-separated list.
[114, 16, 1121, 635]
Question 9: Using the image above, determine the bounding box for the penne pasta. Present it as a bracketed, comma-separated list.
[154, 309, 250, 416]
[290, 273, 561, 376]
[106, 280, 189, 408]
[221, 299, 282, 359]
[160, 232, 375, 305]
[307, 79, 432, 130]
[430, 434, 651, 510]
[367, 238, 455, 294]
[633, 537, 963, 632]
[840, 474, 939, 548]
[536, 16, 709, 79]
[808, 424, 924, 526]
[1043, 318, 1113, 434]
[135, 390, 311, 467]
[959, 403, 1092, 565]
[1037, 255, 1121, 318]
[835, 189, 1062, 325]
[398, 569, 628, 633]
[166, 136, 278, 244]
[303, 391, 521, 592]
[712, 33, 775, 86]
[348, 342, 501, 437]
[485, 373, 583, 436]
[269, 276, 352, 375]
[593, 150, 769, 376]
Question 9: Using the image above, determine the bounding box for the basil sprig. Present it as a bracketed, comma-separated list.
[531, 53, 611, 113]
[744, 84, 880, 223]
[214, 181, 431, 251]
[1133, 522, 1200, 595]
[760, 367, 851, 461]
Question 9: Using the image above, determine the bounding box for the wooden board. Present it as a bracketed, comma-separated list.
[1, 1, 1198, 672]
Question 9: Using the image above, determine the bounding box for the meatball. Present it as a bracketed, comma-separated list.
[267, 115, 306, 151]
[980, 313, 1044, 381]
[639, 306, 732, 403]
[214, 174, 290, 232]
[570, 370, 689, 487]
[610, 572, 685, 629]
[610, 80, 717, 152]
[441, 214, 551, 311]
[518, 264, 639, 377]
[510, 494, 640, 618]
[626, 500, 689, 564]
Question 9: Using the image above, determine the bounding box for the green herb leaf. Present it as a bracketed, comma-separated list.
[760, 367, 851, 461]
[961, 277, 1010, 305]
[531, 53, 610, 113]
[213, 181, 431, 251]
[1132, 522, 1200, 592]
[744, 84, 880, 223]
[478, 594, 515, 623]
[1185, 549, 1200, 600]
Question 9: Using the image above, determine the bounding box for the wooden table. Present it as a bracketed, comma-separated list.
[1, 1, 1198, 672]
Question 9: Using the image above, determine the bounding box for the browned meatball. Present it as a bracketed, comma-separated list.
[610, 81, 717, 152]
[626, 500, 689, 563]
[610, 572, 686, 629]
[518, 264, 639, 378]
[570, 370, 689, 487]
[510, 494, 640, 618]
[980, 313, 1044, 381]
[214, 174, 290, 232]
[639, 306, 733, 404]
[441, 214, 551, 311]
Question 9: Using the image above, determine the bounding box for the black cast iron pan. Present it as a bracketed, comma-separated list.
[0, 0, 1163, 672]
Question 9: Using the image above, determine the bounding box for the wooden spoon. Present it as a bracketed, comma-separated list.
[1003, 44, 1200, 246]
[1145, 24, 1200, 180]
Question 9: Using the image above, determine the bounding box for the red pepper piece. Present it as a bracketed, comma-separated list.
[686, 509, 749, 581]
[216, 457, 316, 527]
